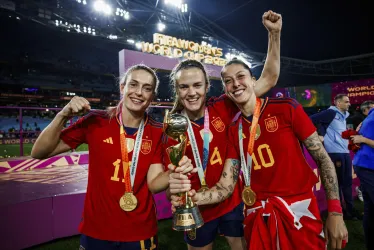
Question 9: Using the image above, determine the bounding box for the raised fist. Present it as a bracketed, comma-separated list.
[263, 10, 282, 33]
[60, 96, 91, 118]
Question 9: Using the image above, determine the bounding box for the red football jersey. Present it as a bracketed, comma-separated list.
[60, 110, 164, 242]
[227, 98, 318, 200]
[164, 95, 243, 223]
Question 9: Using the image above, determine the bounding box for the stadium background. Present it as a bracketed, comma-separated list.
[0, 0, 373, 249]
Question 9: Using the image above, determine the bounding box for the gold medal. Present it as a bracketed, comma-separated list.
[198, 185, 209, 193]
[119, 192, 138, 211]
[242, 186, 257, 206]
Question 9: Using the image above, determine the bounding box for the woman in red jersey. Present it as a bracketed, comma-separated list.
[170, 58, 349, 250]
[31, 64, 194, 250]
[165, 10, 282, 250]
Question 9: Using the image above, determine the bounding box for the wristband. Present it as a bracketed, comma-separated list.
[342, 239, 347, 248]
[327, 199, 342, 213]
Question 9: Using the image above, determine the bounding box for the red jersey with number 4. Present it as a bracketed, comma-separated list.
[227, 98, 319, 199]
[164, 95, 243, 223]
[60, 110, 164, 242]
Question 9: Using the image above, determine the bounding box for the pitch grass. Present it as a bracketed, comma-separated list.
[27, 201, 365, 250]
[0, 144, 88, 158]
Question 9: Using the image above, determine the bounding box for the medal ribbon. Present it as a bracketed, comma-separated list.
[184, 108, 209, 187]
[118, 111, 145, 192]
[239, 98, 261, 186]
[202, 108, 210, 173]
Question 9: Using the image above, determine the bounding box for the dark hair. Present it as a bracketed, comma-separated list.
[360, 100, 374, 113]
[107, 64, 159, 118]
[334, 94, 348, 104]
[220, 57, 253, 80]
[169, 59, 210, 113]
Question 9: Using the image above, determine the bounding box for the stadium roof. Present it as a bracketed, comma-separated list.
[1, 0, 373, 86]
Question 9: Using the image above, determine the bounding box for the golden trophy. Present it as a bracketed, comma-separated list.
[163, 110, 204, 232]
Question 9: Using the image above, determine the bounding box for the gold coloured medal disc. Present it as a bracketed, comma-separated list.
[241, 186, 257, 206]
[119, 192, 138, 211]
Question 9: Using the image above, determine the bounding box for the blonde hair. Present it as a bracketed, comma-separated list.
[107, 64, 159, 118]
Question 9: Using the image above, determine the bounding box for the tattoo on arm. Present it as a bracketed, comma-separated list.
[218, 191, 223, 200]
[200, 192, 213, 204]
[216, 183, 228, 192]
[230, 159, 240, 182]
[303, 132, 339, 200]
[196, 159, 238, 206]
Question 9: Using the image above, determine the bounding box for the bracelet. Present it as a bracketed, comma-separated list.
[327, 199, 342, 213]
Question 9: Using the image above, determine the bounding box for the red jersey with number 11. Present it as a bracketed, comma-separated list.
[60, 111, 164, 242]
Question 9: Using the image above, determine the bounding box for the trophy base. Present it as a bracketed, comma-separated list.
[172, 206, 204, 231]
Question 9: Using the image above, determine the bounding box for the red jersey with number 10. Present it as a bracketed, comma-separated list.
[60, 111, 164, 242]
[227, 98, 318, 199]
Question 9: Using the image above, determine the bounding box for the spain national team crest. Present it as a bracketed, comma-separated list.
[264, 116, 278, 132]
[211, 117, 225, 132]
[141, 139, 152, 155]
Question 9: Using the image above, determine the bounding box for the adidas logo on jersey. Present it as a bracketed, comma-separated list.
[103, 137, 113, 144]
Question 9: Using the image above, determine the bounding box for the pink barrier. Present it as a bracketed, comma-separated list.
[0, 152, 172, 220]
[0, 150, 359, 215]
[0, 151, 359, 250]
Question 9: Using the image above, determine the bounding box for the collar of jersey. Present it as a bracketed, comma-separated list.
[241, 97, 269, 124]
[115, 112, 148, 136]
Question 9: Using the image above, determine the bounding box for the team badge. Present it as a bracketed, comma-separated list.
[211, 117, 225, 132]
[264, 116, 278, 132]
[141, 139, 152, 155]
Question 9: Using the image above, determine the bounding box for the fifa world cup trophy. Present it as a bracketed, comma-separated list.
[163, 110, 204, 232]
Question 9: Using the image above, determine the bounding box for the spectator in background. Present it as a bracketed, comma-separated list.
[354, 100, 374, 202]
[356, 100, 374, 131]
[310, 94, 360, 220]
[351, 101, 374, 249]
[346, 108, 365, 131]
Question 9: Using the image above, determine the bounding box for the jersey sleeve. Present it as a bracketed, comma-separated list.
[151, 134, 164, 165]
[292, 103, 317, 141]
[208, 94, 239, 124]
[60, 114, 92, 149]
[226, 125, 240, 160]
